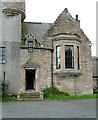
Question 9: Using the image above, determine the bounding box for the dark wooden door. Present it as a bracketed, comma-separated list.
[26, 69, 35, 90]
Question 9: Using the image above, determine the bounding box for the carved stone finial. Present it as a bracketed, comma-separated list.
[64, 8, 68, 13]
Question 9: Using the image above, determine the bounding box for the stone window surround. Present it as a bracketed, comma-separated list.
[20, 67, 39, 92]
[53, 37, 81, 76]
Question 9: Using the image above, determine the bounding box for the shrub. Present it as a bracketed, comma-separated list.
[42, 87, 69, 98]
[0, 80, 10, 98]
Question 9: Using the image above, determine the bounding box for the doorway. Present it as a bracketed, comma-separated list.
[25, 69, 35, 90]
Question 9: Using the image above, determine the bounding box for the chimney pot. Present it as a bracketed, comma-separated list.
[76, 14, 78, 20]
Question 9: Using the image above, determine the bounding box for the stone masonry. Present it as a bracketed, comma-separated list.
[1, 0, 93, 95]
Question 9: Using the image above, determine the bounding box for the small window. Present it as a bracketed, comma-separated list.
[65, 45, 74, 69]
[77, 46, 80, 69]
[56, 46, 60, 69]
[0, 47, 5, 63]
[28, 41, 33, 52]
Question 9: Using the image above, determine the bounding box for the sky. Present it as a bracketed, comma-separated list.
[25, 0, 97, 56]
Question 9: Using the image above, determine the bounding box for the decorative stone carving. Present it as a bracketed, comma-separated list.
[2, 1, 25, 20]
[26, 33, 41, 47]
[22, 59, 40, 68]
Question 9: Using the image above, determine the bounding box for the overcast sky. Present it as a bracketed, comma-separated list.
[25, 0, 96, 56]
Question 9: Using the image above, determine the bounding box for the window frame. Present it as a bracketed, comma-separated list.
[77, 46, 80, 69]
[65, 45, 74, 69]
[28, 41, 33, 53]
[56, 45, 61, 69]
[0, 47, 5, 64]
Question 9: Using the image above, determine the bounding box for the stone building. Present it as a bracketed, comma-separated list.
[92, 57, 98, 88]
[0, 0, 93, 99]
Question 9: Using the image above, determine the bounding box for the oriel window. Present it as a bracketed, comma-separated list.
[56, 46, 60, 69]
[65, 45, 74, 69]
[28, 41, 33, 52]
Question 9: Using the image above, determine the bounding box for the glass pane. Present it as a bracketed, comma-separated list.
[0, 47, 5, 63]
[77, 46, 79, 69]
[0, 51, 2, 55]
[56, 46, 60, 69]
[57, 47, 60, 52]
[65, 45, 74, 68]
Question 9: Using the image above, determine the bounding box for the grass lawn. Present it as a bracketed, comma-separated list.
[0, 96, 17, 102]
[0, 94, 97, 102]
[44, 94, 97, 100]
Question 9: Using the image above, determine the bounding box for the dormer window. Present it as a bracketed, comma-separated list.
[28, 41, 33, 52]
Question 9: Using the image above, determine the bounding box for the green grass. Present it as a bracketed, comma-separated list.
[42, 87, 97, 100]
[44, 94, 97, 100]
[0, 96, 17, 102]
[0, 93, 97, 102]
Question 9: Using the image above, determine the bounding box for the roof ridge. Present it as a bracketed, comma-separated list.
[24, 21, 53, 24]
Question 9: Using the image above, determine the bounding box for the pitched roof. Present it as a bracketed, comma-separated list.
[22, 22, 52, 41]
[43, 8, 80, 38]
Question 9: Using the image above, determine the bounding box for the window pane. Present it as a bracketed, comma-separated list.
[77, 46, 80, 69]
[0, 47, 5, 63]
[28, 41, 33, 52]
[56, 46, 60, 69]
[65, 45, 74, 69]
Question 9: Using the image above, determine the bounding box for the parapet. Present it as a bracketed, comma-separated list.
[2, 0, 25, 20]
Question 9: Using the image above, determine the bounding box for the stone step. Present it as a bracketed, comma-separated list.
[23, 93, 40, 96]
[22, 95, 40, 98]
[17, 91, 44, 101]
[20, 97, 42, 101]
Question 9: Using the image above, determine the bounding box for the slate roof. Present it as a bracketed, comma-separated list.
[22, 22, 52, 41]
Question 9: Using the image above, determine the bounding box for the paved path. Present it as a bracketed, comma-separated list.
[1, 99, 96, 118]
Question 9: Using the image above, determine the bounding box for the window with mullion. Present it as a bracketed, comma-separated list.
[56, 46, 61, 69]
[0, 47, 5, 63]
[28, 41, 33, 52]
[65, 45, 74, 69]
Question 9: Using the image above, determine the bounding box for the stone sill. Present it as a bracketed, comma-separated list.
[54, 70, 82, 76]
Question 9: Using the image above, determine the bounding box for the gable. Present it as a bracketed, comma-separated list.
[43, 8, 80, 38]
